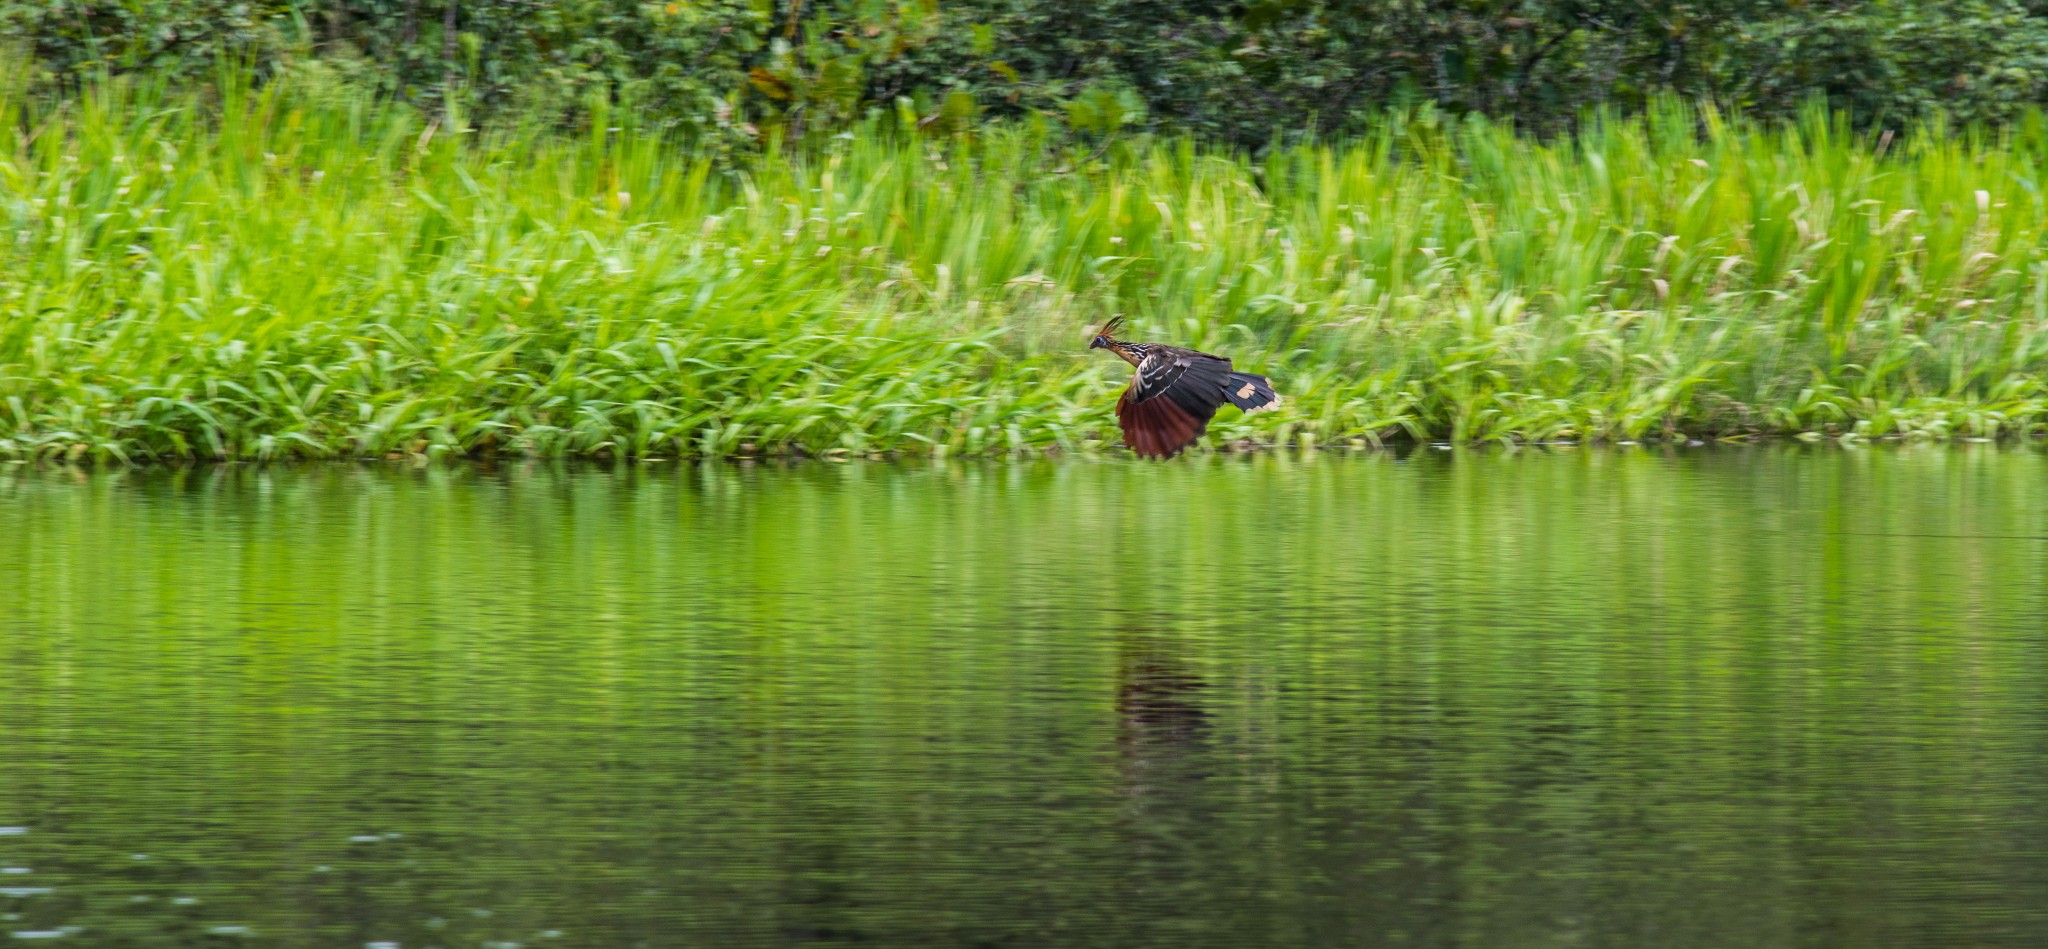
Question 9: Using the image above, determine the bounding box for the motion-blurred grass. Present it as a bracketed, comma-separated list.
[6, 76, 2048, 461]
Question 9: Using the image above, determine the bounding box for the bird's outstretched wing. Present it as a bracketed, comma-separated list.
[1115, 347, 1280, 458]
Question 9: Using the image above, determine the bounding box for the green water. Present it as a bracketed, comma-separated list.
[2, 448, 2047, 948]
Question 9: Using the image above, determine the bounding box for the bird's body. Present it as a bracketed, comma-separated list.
[1089, 318, 1280, 458]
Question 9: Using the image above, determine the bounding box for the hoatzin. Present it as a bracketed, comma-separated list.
[1089, 317, 1280, 458]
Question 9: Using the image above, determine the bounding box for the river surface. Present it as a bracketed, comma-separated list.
[2, 447, 2047, 948]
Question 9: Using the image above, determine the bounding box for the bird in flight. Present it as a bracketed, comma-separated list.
[1089, 317, 1280, 458]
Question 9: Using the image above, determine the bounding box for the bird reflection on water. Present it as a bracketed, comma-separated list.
[1113, 631, 1214, 798]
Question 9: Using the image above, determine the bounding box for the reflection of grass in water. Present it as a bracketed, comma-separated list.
[5, 81, 2048, 462]
[0, 452, 2046, 943]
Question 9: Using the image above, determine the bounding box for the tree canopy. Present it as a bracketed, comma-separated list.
[10, 1, 2048, 144]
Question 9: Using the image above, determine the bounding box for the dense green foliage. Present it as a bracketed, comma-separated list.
[4, 78, 2048, 461]
[11, 1, 2048, 146]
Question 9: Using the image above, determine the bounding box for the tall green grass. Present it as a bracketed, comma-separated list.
[5, 79, 2048, 461]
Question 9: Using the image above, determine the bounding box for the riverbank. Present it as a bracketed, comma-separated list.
[5, 82, 2048, 462]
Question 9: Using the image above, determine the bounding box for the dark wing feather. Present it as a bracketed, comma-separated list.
[1129, 347, 1231, 406]
[1116, 348, 1232, 458]
[1116, 387, 1206, 458]
[1136, 349, 1234, 415]
[1114, 345, 1280, 457]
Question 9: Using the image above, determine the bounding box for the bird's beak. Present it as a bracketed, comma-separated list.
[1089, 337, 1107, 350]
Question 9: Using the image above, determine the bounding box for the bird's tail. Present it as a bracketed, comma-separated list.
[1223, 372, 1280, 414]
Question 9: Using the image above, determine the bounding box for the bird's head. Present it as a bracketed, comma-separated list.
[1089, 316, 1125, 350]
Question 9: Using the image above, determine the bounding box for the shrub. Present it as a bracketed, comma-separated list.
[8, 1, 2048, 143]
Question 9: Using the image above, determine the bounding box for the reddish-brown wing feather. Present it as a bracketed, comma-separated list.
[1115, 387, 1207, 458]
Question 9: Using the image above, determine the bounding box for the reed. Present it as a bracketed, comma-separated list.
[5, 78, 2048, 461]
